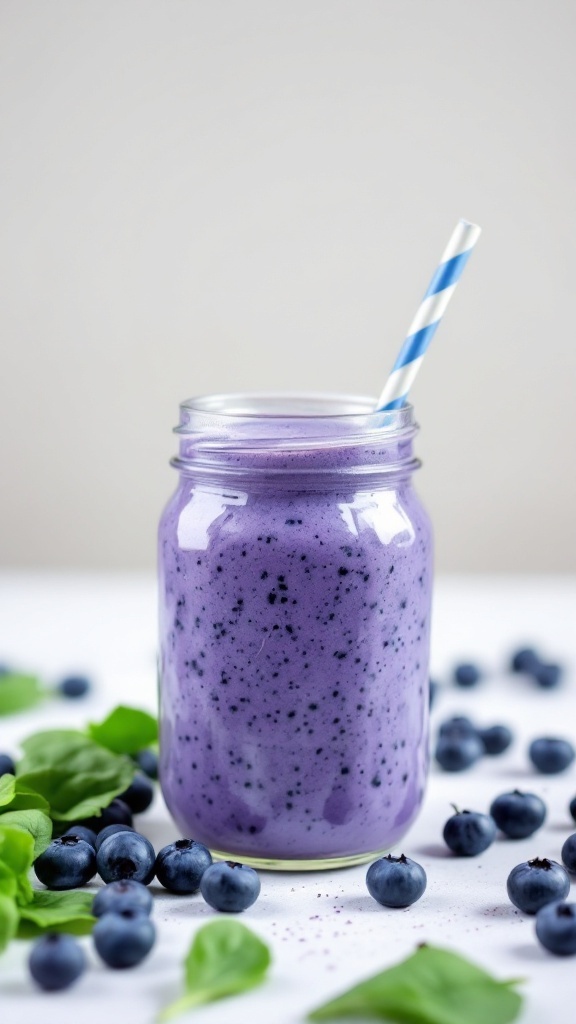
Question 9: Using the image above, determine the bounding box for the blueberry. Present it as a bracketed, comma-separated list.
[366, 853, 426, 908]
[429, 679, 439, 708]
[438, 716, 477, 739]
[200, 861, 261, 912]
[29, 933, 86, 991]
[569, 796, 576, 824]
[561, 834, 576, 873]
[0, 663, 11, 675]
[536, 901, 576, 955]
[93, 908, 156, 968]
[435, 732, 484, 772]
[529, 737, 575, 775]
[92, 879, 153, 918]
[478, 725, 513, 756]
[34, 836, 96, 890]
[58, 674, 91, 698]
[95, 823, 135, 852]
[120, 774, 154, 815]
[534, 663, 563, 689]
[155, 838, 213, 894]
[442, 808, 496, 856]
[97, 831, 156, 885]
[507, 857, 570, 914]
[63, 825, 98, 849]
[453, 663, 482, 688]
[489, 790, 546, 839]
[510, 647, 541, 674]
[83, 798, 134, 833]
[134, 749, 158, 780]
[0, 753, 15, 777]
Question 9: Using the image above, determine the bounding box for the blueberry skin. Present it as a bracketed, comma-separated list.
[0, 753, 15, 777]
[200, 861, 261, 912]
[438, 716, 477, 739]
[536, 901, 576, 955]
[95, 823, 135, 852]
[510, 647, 541, 673]
[534, 663, 563, 689]
[529, 737, 575, 774]
[366, 854, 427, 908]
[453, 663, 482, 688]
[478, 725, 513, 756]
[97, 831, 156, 885]
[29, 933, 86, 991]
[120, 774, 154, 815]
[58, 674, 91, 698]
[82, 798, 134, 834]
[92, 879, 153, 918]
[93, 908, 156, 968]
[569, 796, 576, 824]
[507, 858, 570, 914]
[63, 825, 98, 849]
[34, 836, 96, 890]
[155, 838, 213, 894]
[134, 749, 158, 780]
[561, 834, 576, 873]
[443, 810, 496, 856]
[435, 733, 484, 772]
[429, 679, 439, 708]
[489, 790, 546, 839]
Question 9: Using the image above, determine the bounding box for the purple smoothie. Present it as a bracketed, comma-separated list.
[158, 395, 432, 866]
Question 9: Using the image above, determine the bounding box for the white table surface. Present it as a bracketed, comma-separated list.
[1, 572, 576, 1024]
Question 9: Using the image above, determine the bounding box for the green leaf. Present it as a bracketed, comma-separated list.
[17, 889, 95, 938]
[0, 810, 52, 858]
[0, 774, 50, 814]
[0, 775, 16, 806]
[0, 673, 46, 716]
[87, 705, 158, 755]
[17, 730, 135, 821]
[0, 824, 35, 908]
[159, 920, 271, 1021]
[308, 945, 523, 1024]
[0, 892, 19, 952]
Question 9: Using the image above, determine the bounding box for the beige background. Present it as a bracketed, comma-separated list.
[1, 0, 575, 572]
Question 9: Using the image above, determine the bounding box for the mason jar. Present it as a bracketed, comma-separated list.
[158, 393, 432, 870]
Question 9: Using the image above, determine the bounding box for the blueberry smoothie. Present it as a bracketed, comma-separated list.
[158, 394, 432, 867]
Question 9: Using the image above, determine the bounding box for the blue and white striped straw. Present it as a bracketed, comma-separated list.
[376, 219, 482, 411]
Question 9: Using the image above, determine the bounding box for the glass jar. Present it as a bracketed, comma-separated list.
[158, 393, 432, 870]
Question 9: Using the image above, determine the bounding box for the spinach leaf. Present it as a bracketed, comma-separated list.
[88, 705, 158, 755]
[0, 824, 35, 908]
[17, 730, 135, 821]
[308, 944, 523, 1024]
[0, 810, 52, 858]
[0, 892, 19, 952]
[0, 774, 50, 814]
[17, 889, 95, 937]
[159, 920, 271, 1021]
[0, 673, 46, 716]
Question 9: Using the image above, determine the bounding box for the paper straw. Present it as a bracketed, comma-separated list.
[375, 219, 482, 411]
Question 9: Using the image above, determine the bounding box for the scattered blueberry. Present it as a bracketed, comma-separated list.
[438, 716, 477, 739]
[120, 774, 154, 815]
[507, 857, 570, 914]
[0, 663, 11, 675]
[533, 663, 563, 689]
[478, 725, 513, 756]
[92, 879, 153, 918]
[93, 908, 156, 968]
[34, 836, 96, 890]
[155, 838, 213, 894]
[0, 753, 15, 777]
[536, 901, 576, 955]
[58, 674, 91, 698]
[134, 749, 158, 780]
[489, 790, 546, 839]
[435, 732, 484, 772]
[442, 808, 496, 856]
[83, 798, 134, 833]
[95, 823, 135, 852]
[529, 737, 575, 775]
[569, 796, 576, 824]
[97, 831, 155, 885]
[429, 678, 439, 708]
[63, 825, 97, 849]
[453, 663, 482, 688]
[366, 853, 426, 908]
[200, 861, 261, 912]
[29, 933, 86, 991]
[510, 647, 541, 674]
[561, 834, 576, 874]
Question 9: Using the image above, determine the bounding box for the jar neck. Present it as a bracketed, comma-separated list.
[170, 392, 421, 485]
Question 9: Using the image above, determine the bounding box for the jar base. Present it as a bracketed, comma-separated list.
[208, 845, 393, 872]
